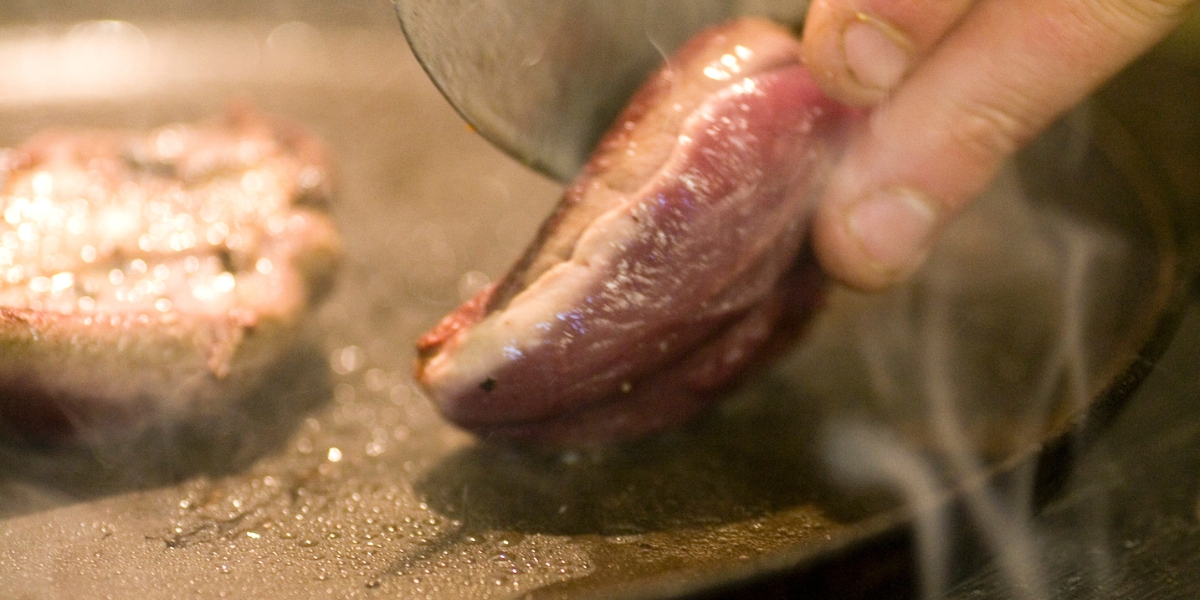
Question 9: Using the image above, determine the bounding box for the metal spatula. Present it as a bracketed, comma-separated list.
[394, 0, 808, 183]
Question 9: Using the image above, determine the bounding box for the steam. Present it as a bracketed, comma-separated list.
[826, 425, 951, 599]
[821, 168, 1129, 599]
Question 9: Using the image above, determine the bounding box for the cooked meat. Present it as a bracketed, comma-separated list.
[416, 18, 859, 445]
[0, 107, 339, 443]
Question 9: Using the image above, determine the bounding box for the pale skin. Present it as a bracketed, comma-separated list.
[801, 0, 1199, 291]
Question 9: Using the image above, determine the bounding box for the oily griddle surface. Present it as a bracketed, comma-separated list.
[0, 20, 1181, 600]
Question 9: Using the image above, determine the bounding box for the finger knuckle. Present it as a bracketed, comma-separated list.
[944, 94, 1035, 171]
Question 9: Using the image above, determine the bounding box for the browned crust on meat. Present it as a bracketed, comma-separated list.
[0, 107, 340, 443]
[417, 283, 496, 361]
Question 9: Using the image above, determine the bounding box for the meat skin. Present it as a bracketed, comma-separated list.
[417, 18, 858, 444]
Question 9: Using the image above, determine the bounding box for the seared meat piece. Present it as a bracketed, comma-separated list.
[0, 108, 339, 443]
[416, 18, 858, 444]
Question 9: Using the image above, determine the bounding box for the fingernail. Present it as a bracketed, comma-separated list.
[846, 187, 938, 278]
[842, 16, 909, 93]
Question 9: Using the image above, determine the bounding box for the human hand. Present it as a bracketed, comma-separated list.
[801, 0, 1197, 290]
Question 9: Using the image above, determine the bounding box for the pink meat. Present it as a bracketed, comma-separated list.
[416, 18, 859, 444]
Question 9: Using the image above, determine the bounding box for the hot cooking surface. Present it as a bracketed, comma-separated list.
[0, 9, 1196, 600]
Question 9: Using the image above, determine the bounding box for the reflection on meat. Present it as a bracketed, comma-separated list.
[0, 107, 340, 444]
[417, 18, 858, 444]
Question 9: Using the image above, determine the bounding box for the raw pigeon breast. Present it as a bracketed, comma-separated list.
[417, 18, 859, 444]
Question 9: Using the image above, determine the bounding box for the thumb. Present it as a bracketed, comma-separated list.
[811, 0, 1196, 290]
